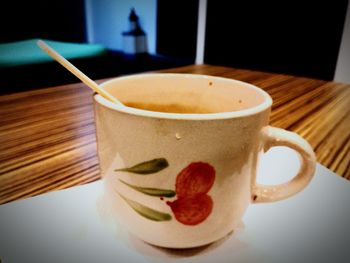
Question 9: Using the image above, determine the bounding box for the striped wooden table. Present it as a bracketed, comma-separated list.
[0, 64, 349, 204]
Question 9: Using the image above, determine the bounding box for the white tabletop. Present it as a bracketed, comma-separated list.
[1, 147, 349, 263]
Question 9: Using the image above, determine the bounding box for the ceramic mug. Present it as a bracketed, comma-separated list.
[93, 73, 316, 248]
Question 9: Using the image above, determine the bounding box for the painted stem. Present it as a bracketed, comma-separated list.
[119, 179, 176, 197]
[119, 193, 172, 221]
[115, 158, 169, 174]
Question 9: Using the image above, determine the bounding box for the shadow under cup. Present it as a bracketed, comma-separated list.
[93, 73, 275, 248]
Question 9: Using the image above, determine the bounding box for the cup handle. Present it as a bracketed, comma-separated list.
[252, 126, 316, 203]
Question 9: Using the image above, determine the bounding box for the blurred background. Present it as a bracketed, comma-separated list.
[0, 0, 349, 94]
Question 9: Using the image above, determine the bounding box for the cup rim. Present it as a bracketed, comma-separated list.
[94, 73, 273, 120]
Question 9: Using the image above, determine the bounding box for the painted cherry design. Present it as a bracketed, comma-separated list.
[166, 162, 215, 225]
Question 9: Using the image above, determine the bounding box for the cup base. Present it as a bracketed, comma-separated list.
[137, 229, 236, 249]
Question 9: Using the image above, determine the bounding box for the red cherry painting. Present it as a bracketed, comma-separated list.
[166, 194, 213, 225]
[167, 162, 215, 226]
[175, 162, 215, 198]
[115, 159, 215, 225]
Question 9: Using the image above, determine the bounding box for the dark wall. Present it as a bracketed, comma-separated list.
[156, 0, 199, 62]
[0, 0, 86, 43]
[205, 1, 348, 80]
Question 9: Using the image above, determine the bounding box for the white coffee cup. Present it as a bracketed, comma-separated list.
[93, 73, 316, 248]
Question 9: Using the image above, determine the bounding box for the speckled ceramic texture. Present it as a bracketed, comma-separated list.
[93, 73, 316, 248]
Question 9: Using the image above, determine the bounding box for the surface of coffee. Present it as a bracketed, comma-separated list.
[124, 102, 219, 114]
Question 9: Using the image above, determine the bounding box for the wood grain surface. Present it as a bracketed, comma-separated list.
[0, 64, 349, 204]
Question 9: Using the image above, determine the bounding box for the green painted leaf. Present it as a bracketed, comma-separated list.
[115, 158, 169, 174]
[119, 179, 176, 197]
[119, 193, 172, 221]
